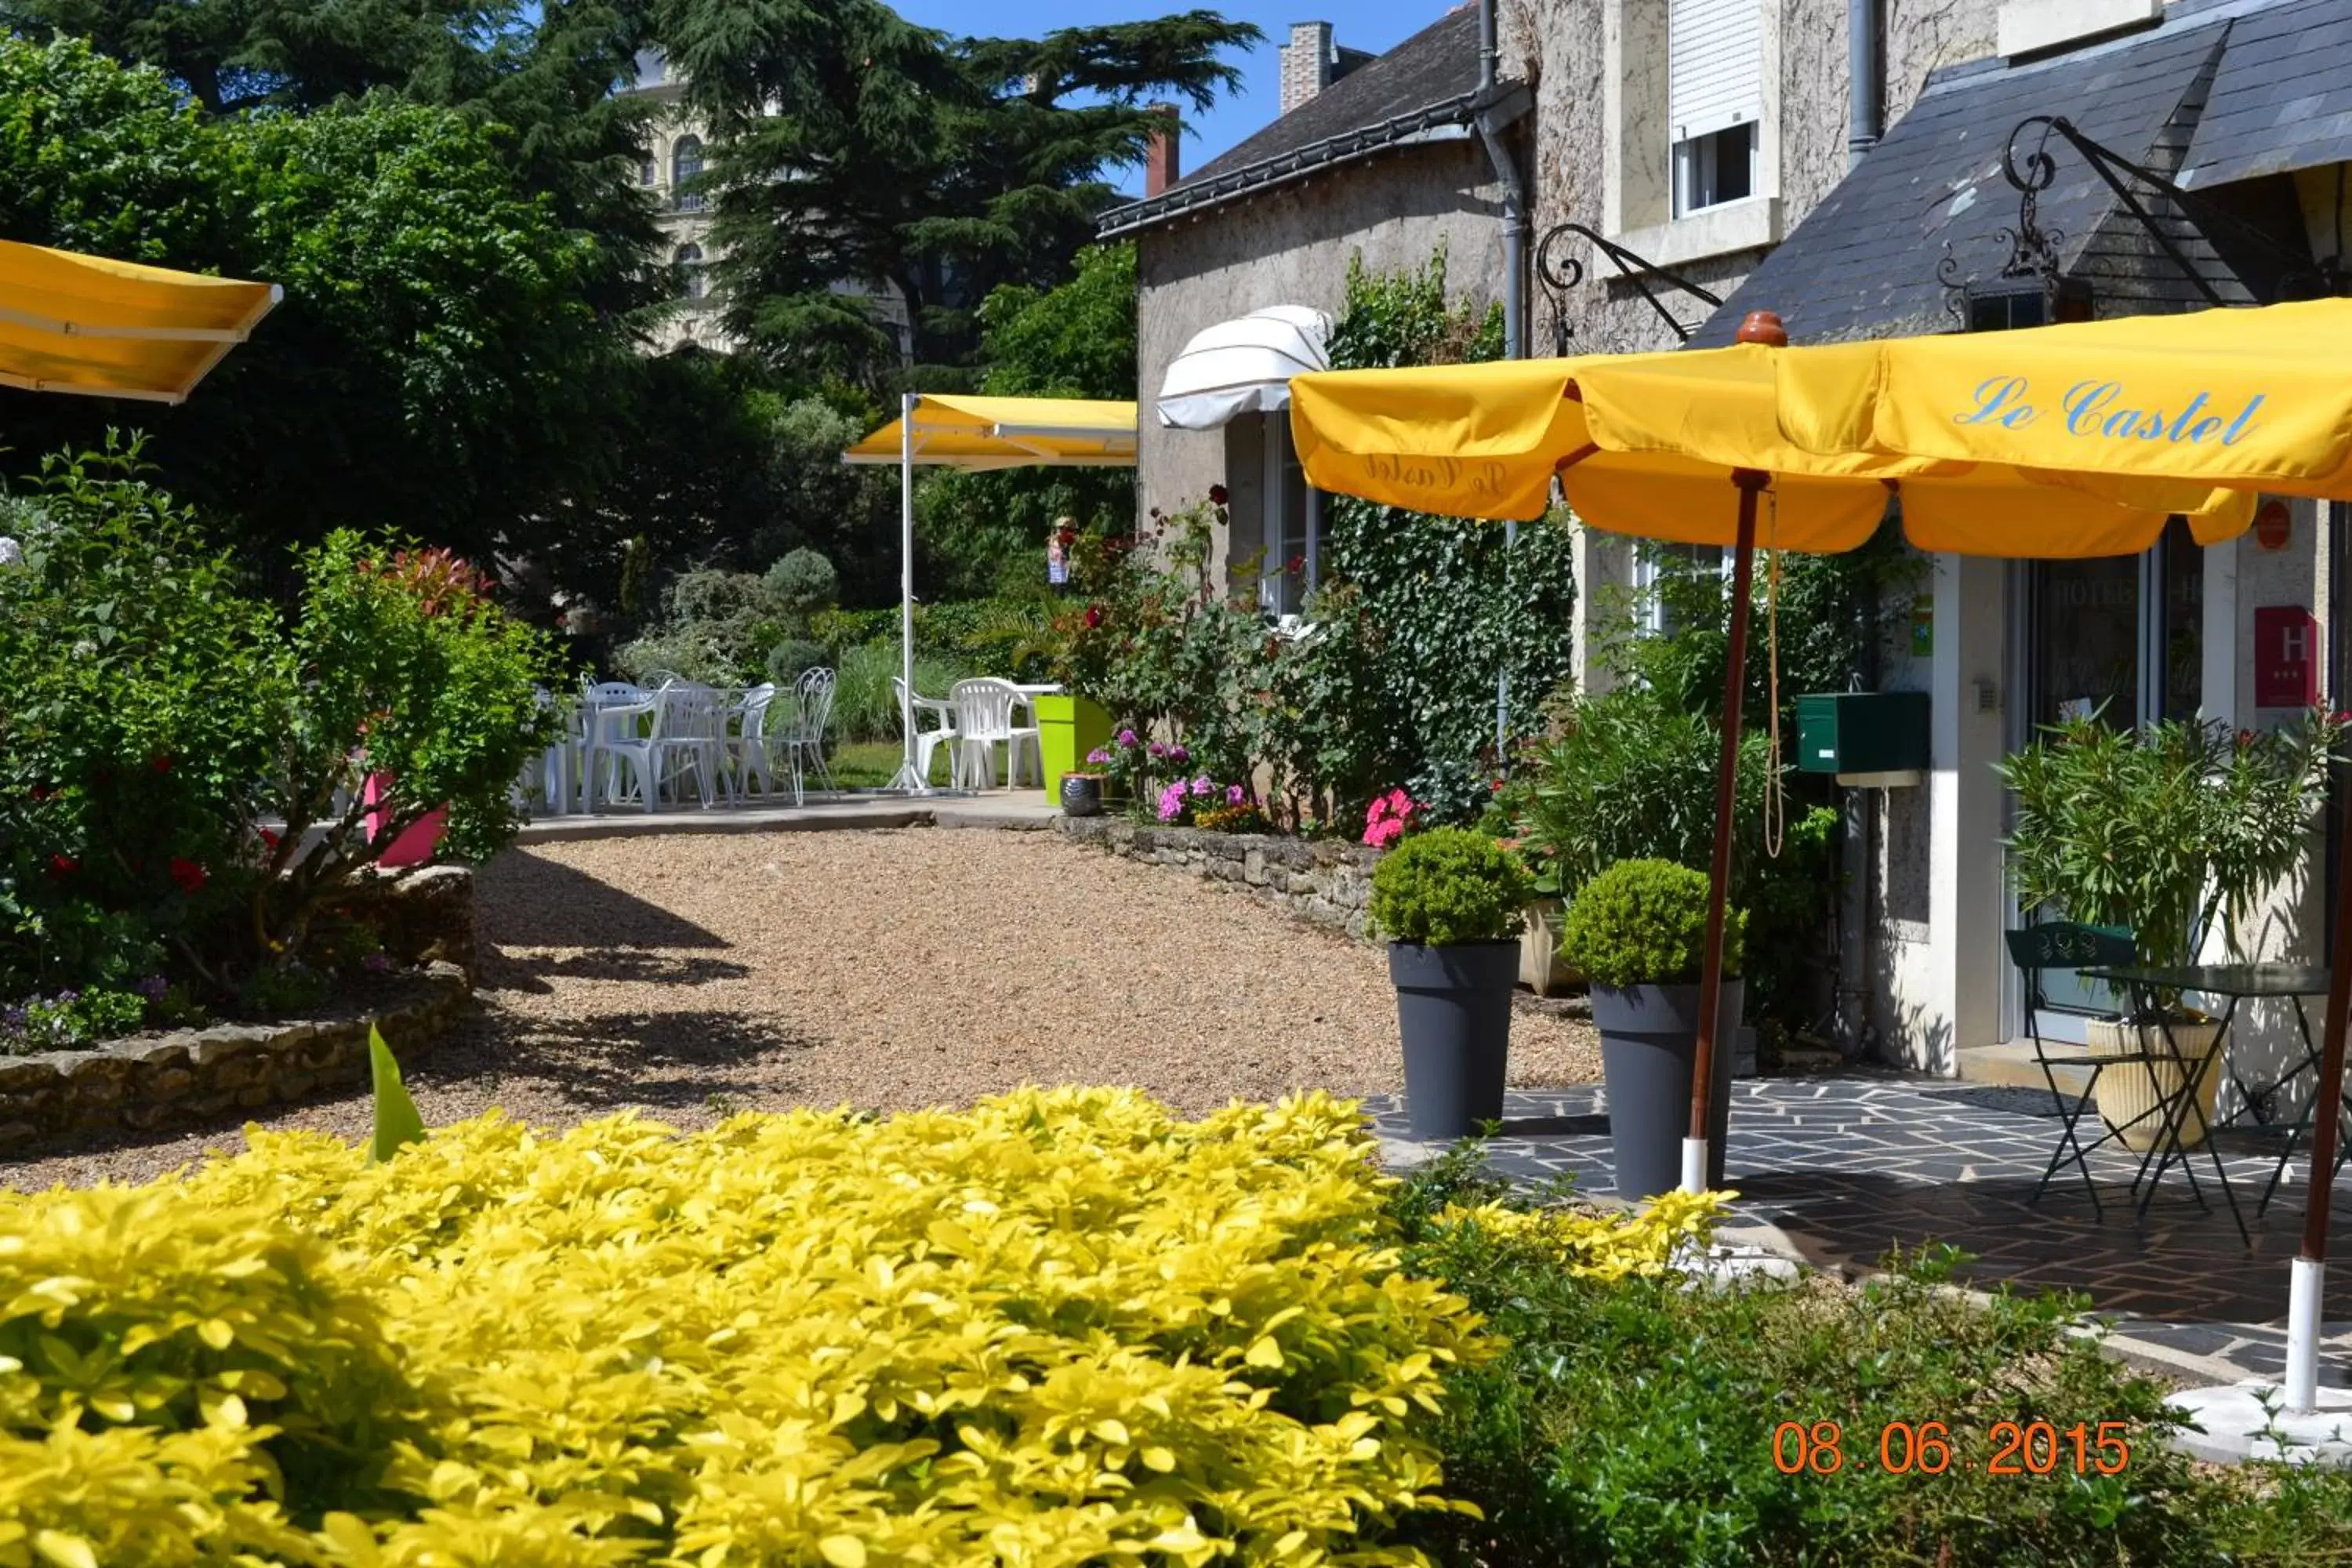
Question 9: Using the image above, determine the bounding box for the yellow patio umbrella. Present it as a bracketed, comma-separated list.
[1291, 310, 2263, 1205]
[844, 394, 1136, 792]
[0, 238, 279, 402]
[1292, 299, 2352, 1414]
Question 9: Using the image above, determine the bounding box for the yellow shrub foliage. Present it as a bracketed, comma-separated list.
[0, 1089, 1488, 1566]
[1434, 1189, 1732, 1281]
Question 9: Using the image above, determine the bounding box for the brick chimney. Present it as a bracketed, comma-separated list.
[1143, 102, 1181, 197]
[1280, 22, 1334, 114]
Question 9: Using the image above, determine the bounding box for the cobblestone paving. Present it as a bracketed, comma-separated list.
[1367, 1075, 2352, 1388]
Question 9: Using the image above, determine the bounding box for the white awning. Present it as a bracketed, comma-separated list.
[1156, 304, 1331, 430]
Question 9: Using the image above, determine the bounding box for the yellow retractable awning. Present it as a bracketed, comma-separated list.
[1776, 296, 2352, 499]
[0, 239, 280, 404]
[844, 394, 1138, 470]
[1288, 343, 2256, 558]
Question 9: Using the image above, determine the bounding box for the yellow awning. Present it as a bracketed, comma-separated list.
[1776, 296, 2352, 499]
[0, 239, 279, 404]
[1289, 343, 2256, 558]
[844, 394, 1138, 470]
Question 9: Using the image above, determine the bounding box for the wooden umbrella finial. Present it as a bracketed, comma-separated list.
[1735, 310, 1788, 347]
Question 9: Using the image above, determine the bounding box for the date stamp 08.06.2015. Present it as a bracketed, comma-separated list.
[1773, 1420, 2133, 1477]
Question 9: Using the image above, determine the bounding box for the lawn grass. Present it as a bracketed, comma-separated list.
[828, 738, 1045, 793]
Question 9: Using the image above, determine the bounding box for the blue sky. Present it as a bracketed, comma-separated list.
[888, 0, 1459, 194]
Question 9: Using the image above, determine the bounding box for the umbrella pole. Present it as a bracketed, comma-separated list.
[2288, 779, 2352, 1410]
[887, 391, 926, 794]
[1684, 473, 1765, 1194]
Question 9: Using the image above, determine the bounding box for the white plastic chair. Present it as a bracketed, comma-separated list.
[586, 682, 722, 811]
[949, 678, 1040, 790]
[724, 683, 779, 801]
[781, 667, 837, 804]
[577, 682, 648, 805]
[895, 676, 960, 789]
[526, 686, 583, 815]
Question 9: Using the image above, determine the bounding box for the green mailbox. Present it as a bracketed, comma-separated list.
[1794, 691, 1929, 779]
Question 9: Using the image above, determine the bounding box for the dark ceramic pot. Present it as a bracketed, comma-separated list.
[1388, 941, 1519, 1140]
[1059, 772, 1105, 817]
[1590, 979, 1744, 1199]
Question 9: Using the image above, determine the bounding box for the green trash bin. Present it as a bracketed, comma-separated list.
[1033, 693, 1112, 800]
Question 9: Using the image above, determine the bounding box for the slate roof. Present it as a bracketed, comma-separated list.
[1098, 6, 1522, 238]
[2179, 0, 2352, 187]
[1690, 16, 2235, 345]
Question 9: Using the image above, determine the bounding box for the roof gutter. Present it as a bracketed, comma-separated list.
[1097, 85, 1530, 238]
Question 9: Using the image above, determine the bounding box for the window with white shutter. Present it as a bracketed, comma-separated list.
[1668, 0, 1762, 216]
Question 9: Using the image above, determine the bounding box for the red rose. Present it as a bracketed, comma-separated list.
[1207, 485, 1229, 506]
[168, 858, 207, 895]
[27, 783, 51, 802]
[149, 753, 171, 774]
[258, 827, 281, 850]
[2238, 728, 2256, 748]
[46, 853, 76, 879]
[1083, 605, 1104, 629]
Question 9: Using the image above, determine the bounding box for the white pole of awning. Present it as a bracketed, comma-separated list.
[886, 392, 926, 793]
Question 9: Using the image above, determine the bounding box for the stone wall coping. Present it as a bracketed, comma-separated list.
[0, 963, 470, 1150]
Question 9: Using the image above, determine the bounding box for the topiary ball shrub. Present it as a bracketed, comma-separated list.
[1559, 858, 1745, 989]
[1367, 826, 1534, 947]
[764, 638, 829, 686]
[764, 547, 840, 619]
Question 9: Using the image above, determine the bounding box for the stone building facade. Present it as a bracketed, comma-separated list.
[1102, 8, 1526, 611]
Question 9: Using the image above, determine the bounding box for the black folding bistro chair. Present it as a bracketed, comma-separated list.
[2007, 923, 2157, 1211]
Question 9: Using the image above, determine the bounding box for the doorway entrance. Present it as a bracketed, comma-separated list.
[2005, 518, 2205, 1038]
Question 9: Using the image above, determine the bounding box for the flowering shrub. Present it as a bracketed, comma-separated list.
[0, 1089, 1487, 1563]
[0, 448, 559, 1033]
[1156, 775, 1250, 827]
[1363, 788, 1420, 848]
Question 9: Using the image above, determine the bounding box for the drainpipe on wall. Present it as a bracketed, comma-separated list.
[1477, 0, 1530, 757]
[1848, 0, 1883, 169]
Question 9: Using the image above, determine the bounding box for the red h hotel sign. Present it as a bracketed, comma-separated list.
[2255, 605, 2319, 709]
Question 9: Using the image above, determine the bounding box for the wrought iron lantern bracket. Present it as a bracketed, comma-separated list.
[1535, 221, 1723, 354]
[1944, 114, 2343, 327]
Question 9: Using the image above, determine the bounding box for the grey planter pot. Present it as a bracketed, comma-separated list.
[1591, 979, 1745, 1200]
[1388, 941, 1519, 1141]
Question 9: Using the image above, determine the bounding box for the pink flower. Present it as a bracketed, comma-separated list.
[1157, 782, 1189, 822]
[1190, 775, 1214, 797]
[1226, 784, 1245, 806]
[1117, 728, 1138, 746]
[1364, 818, 1404, 849]
[1366, 797, 1388, 824]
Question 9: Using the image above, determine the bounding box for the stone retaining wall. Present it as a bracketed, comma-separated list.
[1055, 817, 1383, 936]
[0, 964, 470, 1150]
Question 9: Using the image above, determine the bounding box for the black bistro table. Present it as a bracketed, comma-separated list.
[2079, 963, 2336, 1244]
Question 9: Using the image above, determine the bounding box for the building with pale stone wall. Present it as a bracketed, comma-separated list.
[621, 49, 909, 360]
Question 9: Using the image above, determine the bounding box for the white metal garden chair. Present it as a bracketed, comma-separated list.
[780, 667, 837, 804]
[948, 677, 1040, 790]
[895, 676, 960, 790]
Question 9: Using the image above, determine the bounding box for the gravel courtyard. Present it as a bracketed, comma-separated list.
[7, 826, 1600, 1186]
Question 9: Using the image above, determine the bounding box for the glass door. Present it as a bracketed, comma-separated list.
[2009, 519, 2202, 1036]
